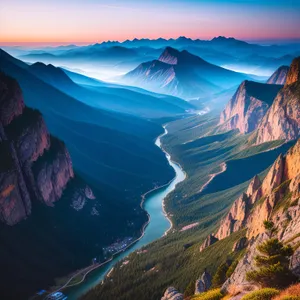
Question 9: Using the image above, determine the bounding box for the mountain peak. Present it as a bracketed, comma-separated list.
[158, 47, 181, 65]
[285, 56, 300, 86]
[158, 47, 206, 66]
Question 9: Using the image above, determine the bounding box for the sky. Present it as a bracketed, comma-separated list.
[1, 0, 300, 46]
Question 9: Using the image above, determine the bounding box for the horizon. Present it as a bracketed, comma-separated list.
[1, 35, 300, 48]
[1, 0, 300, 47]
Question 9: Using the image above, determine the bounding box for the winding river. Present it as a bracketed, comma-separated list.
[65, 125, 186, 299]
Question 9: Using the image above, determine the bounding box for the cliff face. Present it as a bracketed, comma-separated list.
[267, 66, 289, 85]
[198, 139, 300, 293]
[219, 81, 281, 134]
[6, 108, 50, 164]
[33, 137, 74, 206]
[0, 73, 90, 225]
[254, 57, 300, 144]
[0, 74, 24, 128]
[200, 139, 300, 252]
[0, 143, 29, 225]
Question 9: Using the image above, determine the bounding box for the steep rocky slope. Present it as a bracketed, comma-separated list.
[0, 72, 91, 225]
[267, 65, 289, 85]
[219, 80, 281, 133]
[254, 57, 300, 144]
[199, 138, 300, 293]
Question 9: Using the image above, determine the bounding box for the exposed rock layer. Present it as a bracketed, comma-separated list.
[267, 65, 289, 85]
[254, 57, 300, 144]
[219, 81, 281, 134]
[0, 73, 90, 225]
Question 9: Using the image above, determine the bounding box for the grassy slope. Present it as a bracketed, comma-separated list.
[82, 112, 291, 300]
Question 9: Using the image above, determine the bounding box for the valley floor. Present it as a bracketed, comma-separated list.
[81, 111, 295, 300]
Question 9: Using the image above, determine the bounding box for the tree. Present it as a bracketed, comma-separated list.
[212, 260, 232, 287]
[246, 221, 296, 288]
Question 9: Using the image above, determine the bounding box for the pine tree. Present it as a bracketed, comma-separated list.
[212, 260, 232, 287]
[246, 221, 296, 288]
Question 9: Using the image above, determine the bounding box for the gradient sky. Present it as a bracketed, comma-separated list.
[1, 0, 300, 45]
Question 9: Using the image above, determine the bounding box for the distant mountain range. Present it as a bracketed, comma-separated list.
[122, 47, 249, 99]
[1, 49, 193, 118]
[4, 36, 298, 81]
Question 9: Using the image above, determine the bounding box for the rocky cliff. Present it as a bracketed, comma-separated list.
[267, 65, 289, 85]
[161, 287, 184, 300]
[198, 138, 300, 293]
[32, 137, 74, 206]
[0, 73, 92, 225]
[219, 81, 281, 134]
[254, 57, 300, 144]
[201, 139, 300, 251]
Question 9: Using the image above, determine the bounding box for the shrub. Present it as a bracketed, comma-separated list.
[212, 261, 232, 287]
[273, 283, 300, 300]
[226, 259, 239, 278]
[241, 288, 279, 300]
[246, 222, 296, 288]
[192, 288, 223, 300]
[279, 297, 300, 300]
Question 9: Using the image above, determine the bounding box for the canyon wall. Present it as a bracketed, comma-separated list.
[0, 72, 92, 225]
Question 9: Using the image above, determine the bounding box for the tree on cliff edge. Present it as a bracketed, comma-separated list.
[246, 221, 296, 288]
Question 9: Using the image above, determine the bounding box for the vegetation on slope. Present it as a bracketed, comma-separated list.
[82, 111, 292, 300]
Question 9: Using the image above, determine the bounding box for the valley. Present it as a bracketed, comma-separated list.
[82, 108, 296, 300]
[0, 31, 300, 300]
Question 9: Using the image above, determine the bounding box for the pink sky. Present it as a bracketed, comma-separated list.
[1, 0, 299, 46]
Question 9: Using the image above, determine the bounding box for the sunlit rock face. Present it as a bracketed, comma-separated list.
[201, 138, 300, 250]
[33, 137, 74, 206]
[267, 65, 289, 85]
[285, 58, 300, 86]
[218, 140, 300, 294]
[254, 57, 300, 145]
[0, 73, 93, 225]
[219, 80, 281, 134]
[200, 234, 219, 252]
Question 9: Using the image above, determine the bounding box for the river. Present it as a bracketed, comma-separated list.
[65, 125, 186, 299]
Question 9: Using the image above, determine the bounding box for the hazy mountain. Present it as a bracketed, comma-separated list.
[122, 47, 249, 99]
[0, 48, 175, 189]
[25, 60, 193, 118]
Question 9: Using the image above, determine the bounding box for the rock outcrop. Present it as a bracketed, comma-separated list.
[219, 80, 281, 134]
[201, 138, 300, 250]
[232, 236, 248, 252]
[161, 287, 183, 300]
[216, 139, 300, 293]
[254, 57, 300, 144]
[195, 270, 212, 294]
[32, 137, 74, 206]
[0, 73, 93, 225]
[200, 234, 219, 252]
[285, 57, 300, 86]
[0, 73, 24, 128]
[267, 66, 289, 85]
